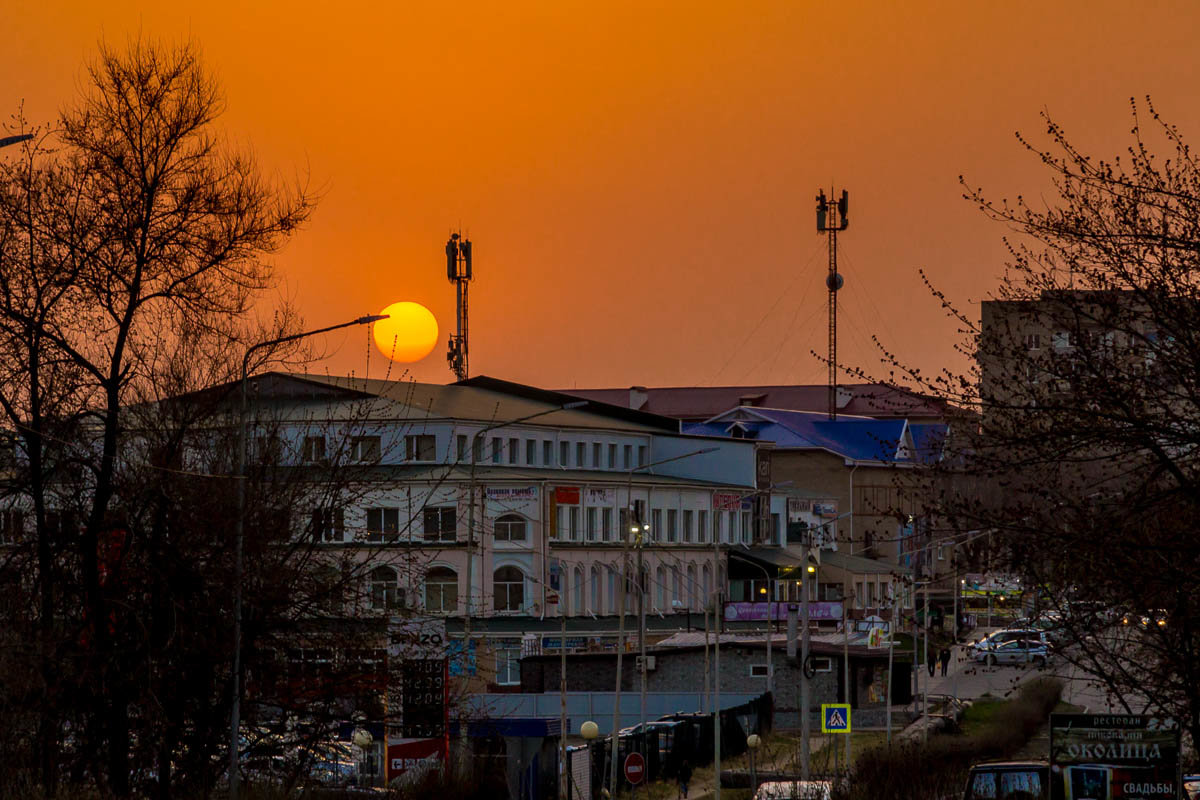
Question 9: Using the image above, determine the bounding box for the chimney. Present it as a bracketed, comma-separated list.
[629, 386, 649, 410]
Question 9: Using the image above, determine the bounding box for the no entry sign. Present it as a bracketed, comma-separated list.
[624, 752, 645, 785]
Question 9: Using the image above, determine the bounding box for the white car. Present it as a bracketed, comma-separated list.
[973, 638, 1052, 667]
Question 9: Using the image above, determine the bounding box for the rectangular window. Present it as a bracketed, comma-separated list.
[406, 434, 436, 462]
[491, 437, 502, 464]
[749, 664, 769, 678]
[423, 507, 457, 542]
[569, 506, 581, 540]
[508, 437, 519, 464]
[495, 646, 521, 685]
[651, 509, 662, 542]
[302, 435, 326, 463]
[698, 510, 709, 543]
[683, 510, 693, 543]
[366, 507, 401, 543]
[741, 511, 752, 543]
[637, 445, 647, 469]
[351, 436, 381, 463]
[456, 434, 467, 462]
[608, 443, 617, 469]
[526, 439, 537, 465]
[576, 442, 586, 467]
[623, 445, 632, 469]
[619, 508, 630, 541]
[592, 442, 601, 468]
[771, 513, 781, 544]
[543, 440, 553, 465]
[1024, 333, 1041, 351]
[855, 581, 864, 608]
[602, 508, 613, 542]
[587, 507, 598, 542]
[310, 507, 345, 543]
[812, 656, 833, 672]
[473, 436, 483, 463]
[560, 441, 570, 467]
[667, 509, 678, 543]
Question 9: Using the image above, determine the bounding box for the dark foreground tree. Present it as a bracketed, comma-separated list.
[876, 98, 1200, 750]
[0, 37, 402, 797]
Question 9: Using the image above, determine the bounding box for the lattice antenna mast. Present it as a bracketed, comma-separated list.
[445, 232, 473, 380]
[816, 189, 849, 420]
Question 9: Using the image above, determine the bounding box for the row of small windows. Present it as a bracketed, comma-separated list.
[367, 564, 525, 613]
[553, 561, 719, 616]
[298, 432, 651, 471]
[455, 435, 648, 471]
[311, 507, 527, 544]
[553, 507, 757, 545]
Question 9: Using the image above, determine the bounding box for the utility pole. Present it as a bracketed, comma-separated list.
[636, 506, 648, 745]
[800, 526, 811, 780]
[445, 232, 473, 381]
[815, 188, 849, 420]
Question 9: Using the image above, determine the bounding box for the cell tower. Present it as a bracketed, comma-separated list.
[815, 188, 849, 420]
[445, 232, 473, 381]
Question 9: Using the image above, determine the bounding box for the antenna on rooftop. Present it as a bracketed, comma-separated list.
[445, 232, 473, 381]
[816, 188, 849, 420]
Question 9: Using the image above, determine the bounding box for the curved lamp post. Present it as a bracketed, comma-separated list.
[229, 314, 387, 800]
[746, 733, 761, 796]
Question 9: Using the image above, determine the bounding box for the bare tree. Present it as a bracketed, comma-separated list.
[878, 98, 1200, 749]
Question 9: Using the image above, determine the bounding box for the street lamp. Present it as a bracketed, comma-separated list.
[608, 446, 718, 800]
[747, 733, 762, 796]
[458, 402, 585, 779]
[0, 133, 33, 150]
[228, 313, 387, 800]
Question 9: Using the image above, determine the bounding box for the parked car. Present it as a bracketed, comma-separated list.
[755, 780, 833, 800]
[973, 638, 1052, 667]
[971, 629, 1049, 656]
[962, 761, 1050, 800]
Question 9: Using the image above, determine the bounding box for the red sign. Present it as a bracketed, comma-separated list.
[387, 738, 444, 780]
[555, 486, 580, 505]
[712, 491, 744, 511]
[624, 752, 645, 785]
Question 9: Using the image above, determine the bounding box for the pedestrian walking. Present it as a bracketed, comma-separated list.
[677, 760, 693, 799]
[939, 646, 951, 676]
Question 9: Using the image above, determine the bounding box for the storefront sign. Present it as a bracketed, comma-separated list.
[724, 601, 843, 621]
[1050, 714, 1181, 800]
[555, 486, 580, 505]
[787, 497, 812, 520]
[486, 486, 537, 501]
[388, 738, 444, 779]
[813, 501, 839, 518]
[586, 488, 615, 505]
[713, 491, 751, 511]
[387, 616, 447, 659]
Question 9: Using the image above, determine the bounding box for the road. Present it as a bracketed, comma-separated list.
[917, 630, 1136, 714]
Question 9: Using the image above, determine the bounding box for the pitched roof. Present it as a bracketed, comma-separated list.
[279, 373, 680, 432]
[683, 406, 923, 463]
[559, 383, 948, 421]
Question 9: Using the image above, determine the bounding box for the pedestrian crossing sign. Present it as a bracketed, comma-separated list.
[821, 703, 851, 733]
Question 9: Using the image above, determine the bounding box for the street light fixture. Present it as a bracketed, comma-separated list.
[0, 133, 33, 150]
[228, 313, 387, 800]
[746, 733, 762, 796]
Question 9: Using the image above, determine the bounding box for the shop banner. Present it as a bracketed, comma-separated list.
[555, 486, 580, 505]
[1049, 714, 1181, 800]
[486, 486, 537, 501]
[724, 601, 843, 621]
[586, 488, 615, 506]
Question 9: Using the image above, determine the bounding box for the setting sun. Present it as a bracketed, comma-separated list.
[373, 302, 439, 363]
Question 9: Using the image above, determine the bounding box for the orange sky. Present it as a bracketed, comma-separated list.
[5, 1, 1200, 391]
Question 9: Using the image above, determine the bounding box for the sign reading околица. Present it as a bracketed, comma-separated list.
[1049, 714, 1180, 800]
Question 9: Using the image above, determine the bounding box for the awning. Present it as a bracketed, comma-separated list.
[820, 549, 911, 576]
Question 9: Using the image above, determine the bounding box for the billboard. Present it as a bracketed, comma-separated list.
[1050, 714, 1181, 800]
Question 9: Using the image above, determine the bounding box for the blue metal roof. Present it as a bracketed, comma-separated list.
[683, 407, 946, 464]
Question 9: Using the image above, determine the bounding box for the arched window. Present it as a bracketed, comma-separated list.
[702, 563, 712, 607]
[607, 566, 616, 615]
[494, 513, 527, 542]
[591, 566, 601, 614]
[672, 566, 681, 607]
[687, 564, 697, 610]
[494, 566, 525, 612]
[425, 566, 458, 613]
[655, 565, 666, 611]
[369, 566, 402, 611]
[573, 566, 584, 616]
